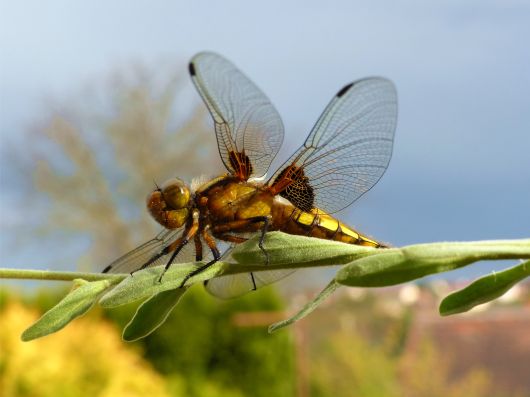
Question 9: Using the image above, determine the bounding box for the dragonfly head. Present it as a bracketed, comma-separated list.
[147, 178, 191, 229]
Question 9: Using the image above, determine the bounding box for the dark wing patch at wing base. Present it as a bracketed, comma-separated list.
[228, 150, 253, 180]
[269, 77, 398, 214]
[272, 165, 315, 212]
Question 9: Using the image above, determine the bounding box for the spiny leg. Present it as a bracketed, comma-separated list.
[194, 233, 203, 261]
[215, 233, 257, 291]
[133, 236, 185, 275]
[249, 272, 257, 291]
[215, 234, 247, 244]
[158, 211, 199, 283]
[156, 236, 190, 282]
[179, 226, 220, 288]
[211, 215, 272, 265]
[256, 216, 271, 265]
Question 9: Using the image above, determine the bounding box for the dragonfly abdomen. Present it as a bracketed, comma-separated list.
[272, 200, 384, 248]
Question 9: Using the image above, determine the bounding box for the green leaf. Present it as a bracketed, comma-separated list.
[99, 262, 227, 308]
[21, 279, 113, 341]
[232, 232, 377, 267]
[11, 235, 530, 342]
[439, 260, 530, 316]
[122, 288, 187, 342]
[100, 232, 376, 308]
[268, 280, 340, 333]
[336, 239, 530, 287]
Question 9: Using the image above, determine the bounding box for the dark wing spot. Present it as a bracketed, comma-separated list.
[189, 62, 196, 76]
[273, 166, 315, 212]
[336, 82, 354, 98]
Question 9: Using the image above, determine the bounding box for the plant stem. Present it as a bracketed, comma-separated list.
[0, 268, 125, 282]
[1, 236, 529, 284]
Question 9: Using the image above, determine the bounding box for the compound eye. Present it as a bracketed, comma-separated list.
[161, 178, 190, 209]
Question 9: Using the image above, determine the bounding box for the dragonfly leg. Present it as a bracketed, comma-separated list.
[132, 236, 184, 275]
[179, 226, 220, 288]
[211, 215, 271, 264]
[215, 234, 248, 244]
[215, 234, 258, 291]
[256, 216, 271, 265]
[204, 234, 257, 290]
[216, 233, 262, 290]
[158, 211, 199, 283]
[194, 233, 203, 261]
[250, 272, 257, 290]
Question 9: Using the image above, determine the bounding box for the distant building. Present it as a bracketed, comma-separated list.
[405, 283, 530, 395]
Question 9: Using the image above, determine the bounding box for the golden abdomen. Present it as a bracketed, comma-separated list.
[270, 198, 384, 248]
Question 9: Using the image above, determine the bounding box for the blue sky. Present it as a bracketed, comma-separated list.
[1, 0, 529, 280]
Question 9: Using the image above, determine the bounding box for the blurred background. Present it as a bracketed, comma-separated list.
[1, 1, 529, 396]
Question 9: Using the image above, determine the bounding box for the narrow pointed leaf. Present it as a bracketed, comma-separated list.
[100, 233, 377, 308]
[337, 239, 530, 287]
[122, 288, 187, 342]
[439, 260, 530, 316]
[21, 279, 113, 341]
[99, 262, 227, 308]
[268, 280, 340, 333]
[232, 232, 376, 267]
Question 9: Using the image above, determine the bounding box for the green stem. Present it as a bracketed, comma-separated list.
[1, 235, 529, 284]
[0, 268, 125, 282]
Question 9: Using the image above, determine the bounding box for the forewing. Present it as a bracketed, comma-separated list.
[270, 77, 397, 214]
[189, 52, 284, 179]
[102, 228, 196, 274]
[103, 228, 294, 297]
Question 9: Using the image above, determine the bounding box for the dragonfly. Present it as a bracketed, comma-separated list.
[103, 52, 398, 298]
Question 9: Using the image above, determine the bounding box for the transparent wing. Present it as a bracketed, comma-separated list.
[203, 240, 297, 299]
[190, 52, 284, 179]
[205, 268, 296, 299]
[102, 228, 196, 274]
[103, 228, 293, 296]
[270, 77, 397, 214]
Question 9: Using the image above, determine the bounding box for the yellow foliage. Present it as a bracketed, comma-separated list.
[308, 308, 497, 397]
[399, 339, 491, 397]
[0, 302, 173, 397]
[311, 329, 400, 397]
